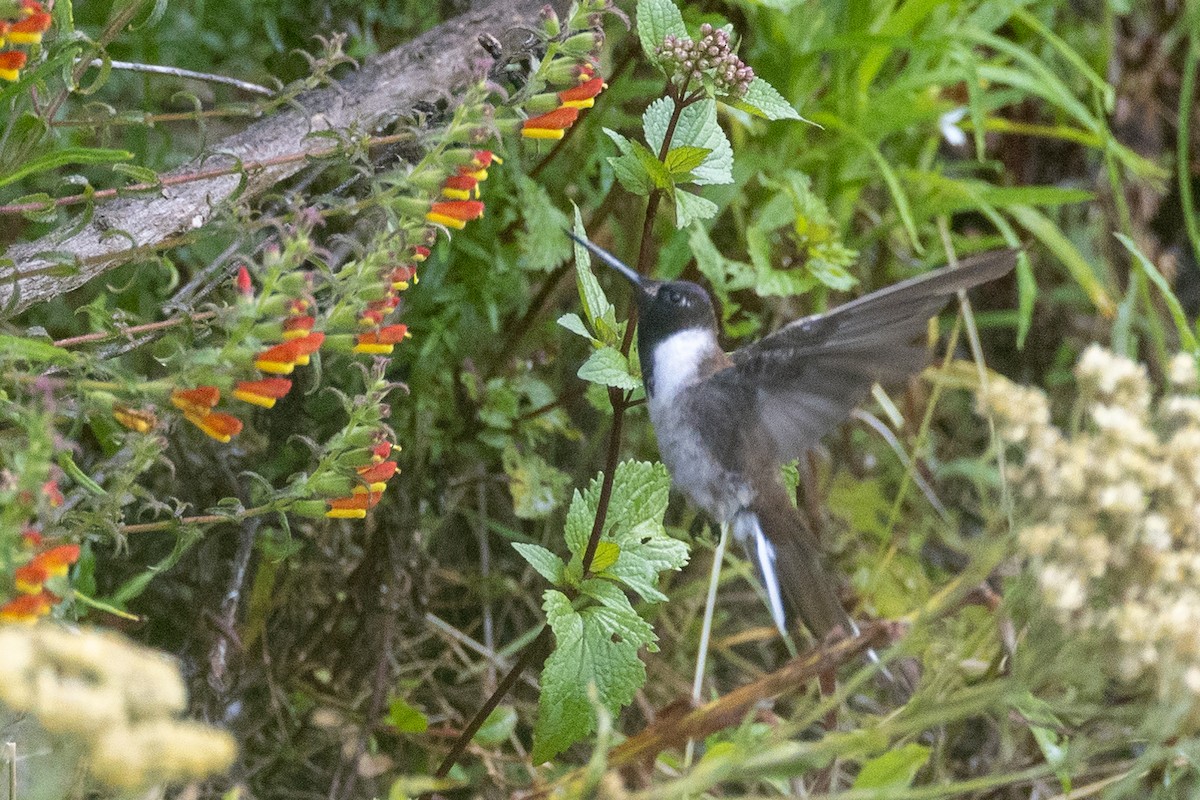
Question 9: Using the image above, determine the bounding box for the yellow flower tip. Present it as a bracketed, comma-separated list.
[14, 578, 41, 595]
[294, 354, 311, 366]
[425, 211, 467, 229]
[369, 482, 388, 493]
[391, 280, 410, 291]
[441, 187, 472, 201]
[254, 360, 295, 375]
[489, 154, 503, 164]
[0, 68, 19, 82]
[353, 342, 395, 355]
[281, 329, 310, 341]
[231, 390, 277, 409]
[561, 98, 595, 109]
[467, 168, 488, 181]
[326, 508, 368, 519]
[521, 128, 566, 140]
[8, 32, 41, 45]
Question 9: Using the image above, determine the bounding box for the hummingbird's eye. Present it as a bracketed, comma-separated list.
[665, 288, 685, 306]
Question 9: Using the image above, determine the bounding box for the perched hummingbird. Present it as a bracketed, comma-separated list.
[569, 232, 1015, 643]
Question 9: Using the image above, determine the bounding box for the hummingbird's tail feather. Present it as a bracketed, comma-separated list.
[734, 484, 909, 697]
[732, 485, 854, 642]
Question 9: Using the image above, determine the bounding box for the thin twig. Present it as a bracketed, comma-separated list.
[85, 58, 275, 96]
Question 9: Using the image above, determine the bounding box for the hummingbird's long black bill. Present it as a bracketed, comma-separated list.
[564, 230, 647, 290]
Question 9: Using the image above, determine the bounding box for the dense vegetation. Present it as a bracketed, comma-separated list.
[2, 0, 1199, 797]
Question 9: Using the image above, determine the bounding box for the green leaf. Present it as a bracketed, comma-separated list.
[589, 541, 620, 573]
[731, 77, 804, 121]
[631, 140, 674, 191]
[674, 191, 718, 228]
[0, 147, 134, 189]
[0, 335, 75, 366]
[645, 98, 733, 186]
[608, 152, 653, 196]
[851, 743, 931, 789]
[516, 175, 573, 272]
[577, 346, 639, 391]
[1115, 232, 1199, 353]
[472, 706, 518, 745]
[570, 204, 614, 329]
[557, 313, 595, 342]
[1007, 204, 1115, 317]
[387, 697, 429, 734]
[513, 542, 567, 586]
[635, 0, 686, 68]
[664, 145, 711, 176]
[503, 446, 571, 519]
[531, 588, 657, 762]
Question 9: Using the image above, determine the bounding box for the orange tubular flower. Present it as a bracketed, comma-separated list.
[14, 561, 48, 594]
[326, 491, 384, 519]
[113, 405, 157, 433]
[255, 341, 300, 374]
[183, 411, 243, 443]
[9, 2, 51, 46]
[171, 386, 221, 416]
[0, 590, 59, 623]
[558, 75, 606, 109]
[521, 106, 581, 140]
[411, 246, 431, 262]
[38, 545, 81, 578]
[233, 377, 293, 409]
[388, 265, 418, 291]
[356, 460, 399, 483]
[282, 315, 316, 341]
[0, 49, 26, 81]
[289, 331, 325, 365]
[426, 200, 485, 230]
[354, 325, 411, 355]
[441, 173, 480, 201]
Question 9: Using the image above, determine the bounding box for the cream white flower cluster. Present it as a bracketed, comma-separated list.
[979, 345, 1200, 702]
[0, 624, 236, 792]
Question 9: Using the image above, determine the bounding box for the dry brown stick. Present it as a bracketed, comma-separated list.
[0, 0, 549, 317]
[606, 623, 886, 770]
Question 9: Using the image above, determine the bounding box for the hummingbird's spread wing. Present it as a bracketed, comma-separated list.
[722, 249, 1016, 462]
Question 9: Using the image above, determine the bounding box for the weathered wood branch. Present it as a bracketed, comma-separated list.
[0, 0, 546, 317]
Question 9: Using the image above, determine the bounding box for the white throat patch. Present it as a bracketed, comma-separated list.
[651, 328, 718, 403]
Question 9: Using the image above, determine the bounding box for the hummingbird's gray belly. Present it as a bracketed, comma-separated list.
[648, 391, 755, 522]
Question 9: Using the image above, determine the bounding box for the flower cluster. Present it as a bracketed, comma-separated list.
[2, 475, 80, 623]
[979, 345, 1200, 716]
[656, 23, 754, 98]
[289, 368, 402, 520]
[521, 64, 606, 140]
[0, 624, 235, 791]
[0, 0, 51, 82]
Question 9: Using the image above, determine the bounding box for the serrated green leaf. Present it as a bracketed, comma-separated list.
[0, 335, 75, 366]
[635, 0, 686, 68]
[674, 191, 718, 228]
[532, 588, 656, 762]
[731, 77, 804, 121]
[517, 175, 572, 272]
[664, 146, 711, 176]
[513, 542, 567, 586]
[608, 153, 653, 196]
[571, 204, 614, 328]
[645, 98, 733, 186]
[577, 346, 639, 390]
[387, 697, 429, 734]
[557, 313, 595, 341]
[631, 140, 674, 191]
[851, 743, 931, 789]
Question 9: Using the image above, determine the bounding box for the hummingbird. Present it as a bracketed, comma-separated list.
[568, 231, 1015, 644]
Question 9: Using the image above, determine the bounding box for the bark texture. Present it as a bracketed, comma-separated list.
[0, 0, 546, 316]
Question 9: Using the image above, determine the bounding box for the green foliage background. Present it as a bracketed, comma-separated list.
[2, 0, 1200, 796]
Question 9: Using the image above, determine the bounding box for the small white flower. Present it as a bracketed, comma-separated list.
[938, 107, 968, 147]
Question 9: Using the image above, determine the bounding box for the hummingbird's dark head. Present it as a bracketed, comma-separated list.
[566, 231, 718, 341]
